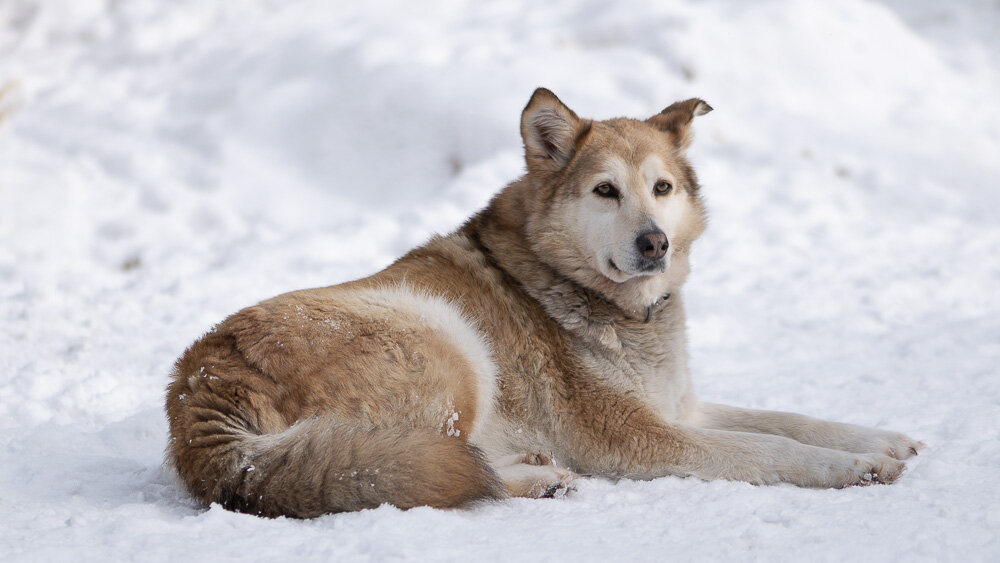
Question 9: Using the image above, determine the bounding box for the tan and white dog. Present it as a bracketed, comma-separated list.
[165, 88, 923, 518]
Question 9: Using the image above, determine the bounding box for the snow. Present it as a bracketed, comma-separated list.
[1, 0, 999, 560]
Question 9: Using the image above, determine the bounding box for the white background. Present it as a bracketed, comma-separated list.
[1, 0, 998, 561]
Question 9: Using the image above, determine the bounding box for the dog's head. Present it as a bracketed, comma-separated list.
[520, 88, 709, 310]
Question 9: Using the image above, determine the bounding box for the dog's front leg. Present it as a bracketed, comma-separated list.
[563, 395, 908, 488]
[692, 402, 924, 460]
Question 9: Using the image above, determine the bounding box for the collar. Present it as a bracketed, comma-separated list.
[643, 293, 673, 323]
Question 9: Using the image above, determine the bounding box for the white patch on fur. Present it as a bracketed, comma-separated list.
[640, 154, 687, 251]
[639, 154, 676, 190]
[579, 154, 688, 280]
[593, 154, 632, 190]
[578, 155, 639, 281]
[356, 285, 498, 441]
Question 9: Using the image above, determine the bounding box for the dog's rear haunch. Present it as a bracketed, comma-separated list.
[166, 88, 923, 518]
[167, 314, 506, 518]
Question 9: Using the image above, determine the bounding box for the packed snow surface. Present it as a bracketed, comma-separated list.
[2, 0, 999, 561]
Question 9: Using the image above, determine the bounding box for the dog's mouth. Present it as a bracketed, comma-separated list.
[606, 256, 667, 282]
[603, 258, 630, 283]
[637, 258, 666, 273]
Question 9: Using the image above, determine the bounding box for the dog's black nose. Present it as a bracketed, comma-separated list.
[636, 230, 668, 259]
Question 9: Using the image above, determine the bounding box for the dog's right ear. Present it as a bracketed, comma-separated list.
[521, 88, 590, 176]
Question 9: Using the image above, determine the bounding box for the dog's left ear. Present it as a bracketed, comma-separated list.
[646, 98, 712, 150]
[521, 88, 591, 176]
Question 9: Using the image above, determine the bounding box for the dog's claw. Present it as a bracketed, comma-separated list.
[541, 484, 562, 498]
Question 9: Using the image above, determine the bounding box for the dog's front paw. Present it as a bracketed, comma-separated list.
[882, 432, 926, 460]
[841, 453, 907, 487]
[855, 430, 925, 460]
[790, 448, 908, 488]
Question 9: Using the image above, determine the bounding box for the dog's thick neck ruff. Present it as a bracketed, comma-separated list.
[466, 203, 679, 337]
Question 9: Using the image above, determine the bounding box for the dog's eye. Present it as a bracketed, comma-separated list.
[654, 180, 673, 196]
[593, 183, 620, 199]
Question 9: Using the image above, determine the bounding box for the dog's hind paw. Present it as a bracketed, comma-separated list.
[497, 453, 579, 499]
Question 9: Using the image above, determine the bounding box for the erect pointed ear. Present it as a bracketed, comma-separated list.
[521, 88, 590, 176]
[646, 98, 712, 150]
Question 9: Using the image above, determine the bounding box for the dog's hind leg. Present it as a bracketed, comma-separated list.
[493, 453, 578, 499]
[691, 402, 925, 460]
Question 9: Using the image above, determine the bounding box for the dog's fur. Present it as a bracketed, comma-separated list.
[165, 88, 923, 518]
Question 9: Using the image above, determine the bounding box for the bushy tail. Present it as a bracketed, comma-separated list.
[171, 415, 505, 518]
[166, 330, 505, 518]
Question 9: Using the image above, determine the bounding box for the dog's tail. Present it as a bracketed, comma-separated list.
[177, 418, 505, 518]
[166, 338, 505, 518]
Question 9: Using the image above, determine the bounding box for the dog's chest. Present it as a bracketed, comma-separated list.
[577, 312, 694, 422]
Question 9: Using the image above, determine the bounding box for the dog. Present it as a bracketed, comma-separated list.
[165, 88, 924, 518]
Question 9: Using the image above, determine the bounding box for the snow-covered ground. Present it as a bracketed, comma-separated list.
[2, 0, 998, 560]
